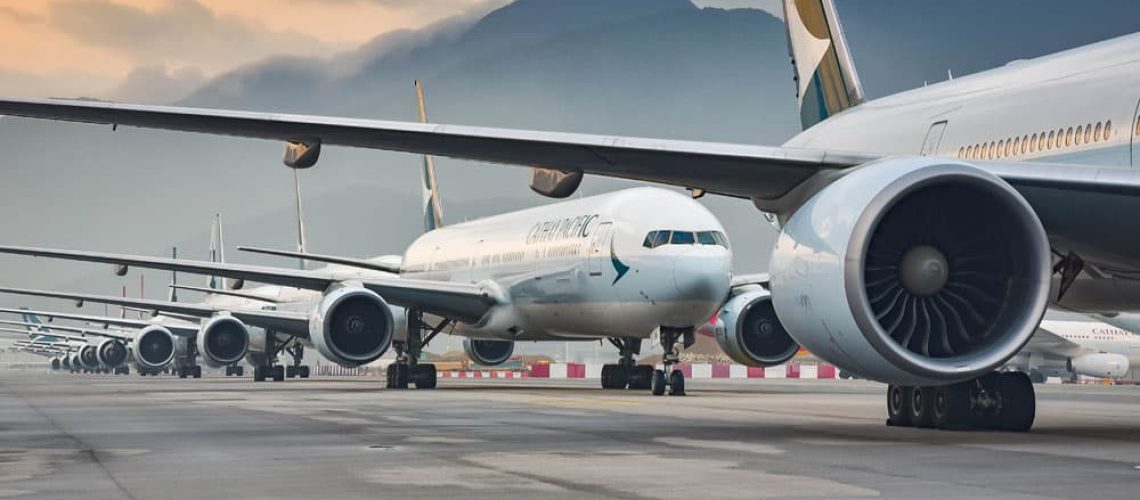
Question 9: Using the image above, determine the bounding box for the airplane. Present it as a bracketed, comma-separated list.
[1006, 319, 1140, 383]
[0, 83, 761, 396]
[5, 0, 1139, 429]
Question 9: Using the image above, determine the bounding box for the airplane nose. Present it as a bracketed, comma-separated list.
[673, 247, 731, 303]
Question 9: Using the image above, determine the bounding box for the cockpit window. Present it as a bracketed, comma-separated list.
[642, 230, 671, 249]
[711, 231, 730, 248]
[697, 231, 717, 245]
[670, 231, 695, 245]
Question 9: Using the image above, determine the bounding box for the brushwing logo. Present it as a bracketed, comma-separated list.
[610, 240, 630, 285]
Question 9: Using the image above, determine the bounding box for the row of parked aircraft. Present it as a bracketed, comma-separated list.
[4, 0, 1140, 432]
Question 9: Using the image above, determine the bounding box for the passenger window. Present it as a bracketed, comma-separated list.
[1047, 131, 1055, 149]
[697, 231, 717, 245]
[1135, 115, 1140, 136]
[671, 231, 695, 245]
[1094, 122, 1103, 142]
[1104, 120, 1112, 141]
[1038, 133, 1046, 151]
[1004, 139, 1012, 157]
[1030, 133, 1037, 153]
[1065, 127, 1073, 147]
[1084, 124, 1092, 144]
[643, 231, 658, 248]
[996, 140, 1004, 158]
[1075, 125, 1083, 145]
[965, 146, 972, 158]
[988, 141, 996, 159]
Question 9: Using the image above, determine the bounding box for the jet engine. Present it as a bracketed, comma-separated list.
[133, 326, 176, 369]
[309, 284, 394, 367]
[1068, 353, 1129, 378]
[77, 344, 100, 370]
[714, 287, 799, 367]
[196, 314, 251, 368]
[95, 338, 129, 368]
[50, 357, 62, 370]
[463, 338, 514, 366]
[769, 157, 1051, 386]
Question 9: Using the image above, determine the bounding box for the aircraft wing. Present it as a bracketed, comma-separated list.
[5, 98, 1140, 203]
[0, 319, 134, 340]
[1024, 326, 1087, 358]
[0, 246, 500, 323]
[0, 287, 310, 337]
[0, 307, 199, 336]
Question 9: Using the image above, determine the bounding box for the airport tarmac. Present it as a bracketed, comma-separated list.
[1, 371, 1138, 500]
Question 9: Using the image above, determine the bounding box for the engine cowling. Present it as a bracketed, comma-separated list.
[714, 287, 799, 367]
[309, 284, 394, 367]
[196, 314, 251, 368]
[50, 357, 62, 370]
[769, 157, 1051, 386]
[463, 339, 514, 366]
[77, 344, 100, 370]
[96, 338, 129, 368]
[133, 326, 176, 369]
[1069, 353, 1129, 378]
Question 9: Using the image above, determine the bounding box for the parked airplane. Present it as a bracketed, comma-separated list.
[6, 1, 1138, 429]
[1007, 319, 1140, 383]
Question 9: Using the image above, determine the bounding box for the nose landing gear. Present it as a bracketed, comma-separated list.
[600, 337, 655, 390]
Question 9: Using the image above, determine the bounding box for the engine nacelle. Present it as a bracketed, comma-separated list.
[714, 287, 799, 367]
[50, 357, 62, 370]
[770, 157, 1051, 386]
[309, 284, 394, 367]
[96, 338, 129, 368]
[133, 326, 176, 369]
[463, 338, 514, 366]
[196, 314, 251, 368]
[1069, 353, 1129, 378]
[77, 344, 100, 370]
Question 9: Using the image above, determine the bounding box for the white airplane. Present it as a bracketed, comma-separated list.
[3, 0, 1137, 429]
[1007, 319, 1140, 383]
[0, 83, 756, 396]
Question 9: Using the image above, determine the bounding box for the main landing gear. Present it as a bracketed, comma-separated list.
[387, 311, 449, 390]
[253, 332, 306, 382]
[649, 327, 694, 397]
[178, 365, 203, 379]
[224, 364, 245, 377]
[886, 371, 1035, 432]
[600, 337, 654, 391]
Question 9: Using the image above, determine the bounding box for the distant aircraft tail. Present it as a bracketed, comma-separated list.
[20, 307, 62, 343]
[783, 0, 864, 130]
[415, 81, 444, 233]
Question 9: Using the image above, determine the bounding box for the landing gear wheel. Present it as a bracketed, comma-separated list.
[997, 372, 1035, 432]
[298, 365, 309, 379]
[286, 365, 298, 379]
[179, 370, 188, 379]
[387, 364, 409, 389]
[909, 386, 935, 428]
[235, 366, 244, 377]
[600, 364, 615, 389]
[254, 366, 266, 382]
[651, 369, 667, 396]
[1028, 369, 1047, 384]
[932, 383, 971, 430]
[192, 366, 202, 379]
[886, 385, 913, 427]
[412, 364, 437, 389]
[627, 365, 653, 390]
[668, 369, 686, 396]
[273, 365, 285, 382]
[225, 366, 233, 376]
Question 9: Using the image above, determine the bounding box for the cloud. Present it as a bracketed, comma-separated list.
[0, 6, 44, 23]
[47, 0, 338, 74]
[107, 65, 207, 103]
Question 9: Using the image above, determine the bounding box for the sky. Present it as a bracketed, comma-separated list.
[0, 0, 779, 100]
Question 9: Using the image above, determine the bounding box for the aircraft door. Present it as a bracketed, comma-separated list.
[920, 121, 948, 156]
[587, 222, 613, 276]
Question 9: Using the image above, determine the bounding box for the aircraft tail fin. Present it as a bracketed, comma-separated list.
[783, 0, 864, 130]
[20, 306, 61, 343]
[415, 81, 444, 233]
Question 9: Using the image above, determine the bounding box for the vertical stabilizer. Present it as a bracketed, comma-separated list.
[293, 169, 308, 270]
[168, 247, 179, 303]
[415, 81, 445, 232]
[783, 0, 864, 130]
[207, 214, 223, 290]
[19, 307, 60, 343]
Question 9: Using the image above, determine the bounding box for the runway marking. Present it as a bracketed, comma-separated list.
[404, 436, 485, 444]
[655, 437, 785, 455]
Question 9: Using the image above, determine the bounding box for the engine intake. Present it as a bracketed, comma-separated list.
[133, 326, 176, 369]
[463, 339, 514, 366]
[310, 284, 394, 367]
[770, 158, 1050, 385]
[78, 344, 100, 370]
[714, 288, 799, 367]
[197, 315, 250, 368]
[96, 339, 129, 368]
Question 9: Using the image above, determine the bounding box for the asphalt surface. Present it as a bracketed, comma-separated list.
[1, 370, 1139, 499]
